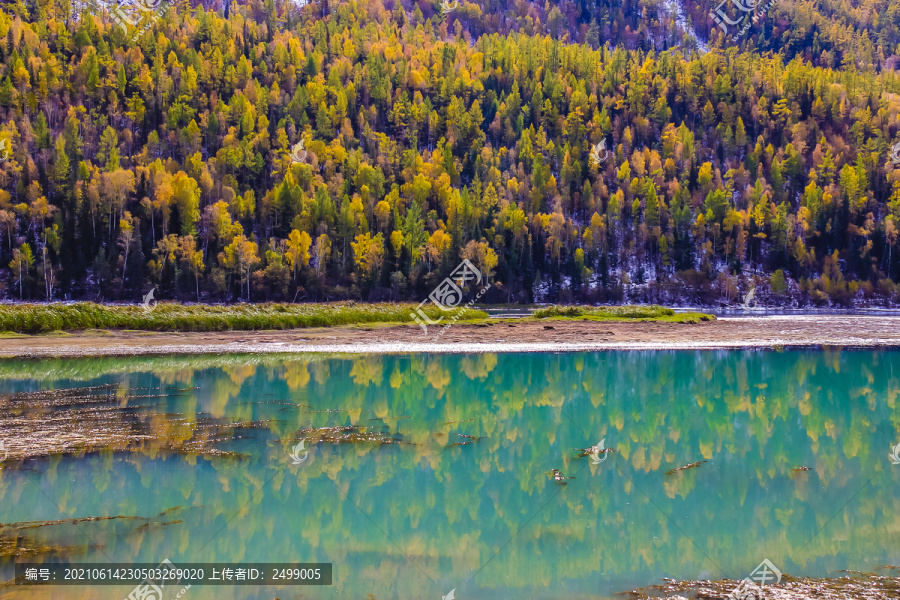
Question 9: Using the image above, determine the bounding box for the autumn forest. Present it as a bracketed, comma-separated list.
[2, 0, 900, 306]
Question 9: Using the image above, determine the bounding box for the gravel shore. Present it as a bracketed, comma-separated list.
[2, 315, 900, 357]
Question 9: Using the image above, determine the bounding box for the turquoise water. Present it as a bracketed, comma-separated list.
[0, 350, 898, 599]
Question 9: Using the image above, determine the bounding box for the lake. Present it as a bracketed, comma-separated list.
[0, 350, 897, 599]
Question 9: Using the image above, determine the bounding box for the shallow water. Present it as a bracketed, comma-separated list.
[0, 350, 898, 599]
[674, 306, 900, 317]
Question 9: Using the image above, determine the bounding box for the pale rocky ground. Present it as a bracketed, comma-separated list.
[2, 315, 900, 357]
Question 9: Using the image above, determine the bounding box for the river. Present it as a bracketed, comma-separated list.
[0, 350, 897, 598]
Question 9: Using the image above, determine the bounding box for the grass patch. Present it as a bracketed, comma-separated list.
[0, 331, 28, 339]
[0, 302, 490, 334]
[532, 305, 715, 323]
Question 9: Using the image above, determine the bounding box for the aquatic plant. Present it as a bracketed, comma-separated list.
[296, 425, 416, 446]
[665, 460, 708, 475]
[0, 508, 190, 562]
[629, 570, 900, 599]
[0, 354, 338, 382]
[0, 384, 271, 461]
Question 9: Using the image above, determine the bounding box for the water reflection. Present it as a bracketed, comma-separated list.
[0, 350, 897, 599]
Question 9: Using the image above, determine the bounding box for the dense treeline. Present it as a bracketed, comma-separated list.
[2, 0, 900, 306]
[694, 0, 900, 70]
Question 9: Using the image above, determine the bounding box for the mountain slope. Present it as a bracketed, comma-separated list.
[0, 0, 900, 306]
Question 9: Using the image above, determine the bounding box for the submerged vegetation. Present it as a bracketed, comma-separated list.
[0, 530, 85, 562]
[296, 424, 416, 446]
[0, 508, 189, 565]
[533, 304, 715, 323]
[0, 301, 486, 333]
[629, 570, 900, 599]
[0, 382, 267, 460]
[665, 460, 708, 475]
[0, 353, 338, 381]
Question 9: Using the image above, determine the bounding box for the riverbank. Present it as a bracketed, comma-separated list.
[3, 315, 900, 357]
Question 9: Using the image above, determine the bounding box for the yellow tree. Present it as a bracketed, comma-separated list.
[374, 200, 391, 231]
[9, 243, 34, 299]
[201, 200, 241, 258]
[178, 235, 205, 301]
[148, 168, 174, 239]
[885, 216, 897, 271]
[313, 234, 332, 276]
[390, 230, 404, 270]
[285, 229, 312, 281]
[425, 228, 451, 271]
[101, 170, 136, 244]
[351, 232, 385, 282]
[222, 234, 259, 300]
[117, 211, 136, 288]
[147, 234, 180, 288]
[171, 171, 201, 235]
[500, 201, 528, 259]
[460, 240, 498, 283]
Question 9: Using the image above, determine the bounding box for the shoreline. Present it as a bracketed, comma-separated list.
[3, 315, 900, 357]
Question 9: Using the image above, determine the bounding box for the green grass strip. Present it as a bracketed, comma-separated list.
[0, 302, 489, 334]
[532, 305, 715, 323]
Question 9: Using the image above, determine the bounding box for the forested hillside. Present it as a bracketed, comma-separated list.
[2, 0, 900, 306]
[693, 0, 900, 70]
